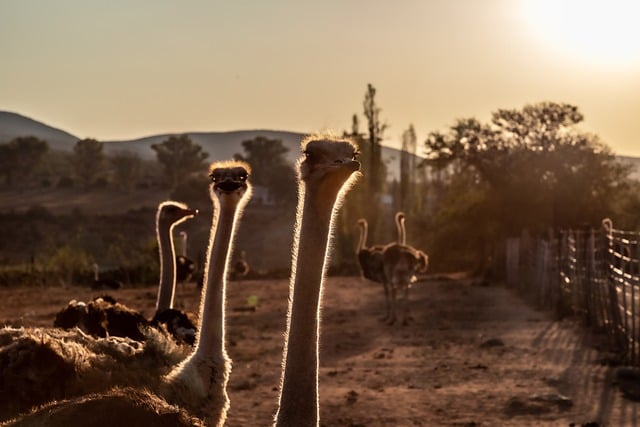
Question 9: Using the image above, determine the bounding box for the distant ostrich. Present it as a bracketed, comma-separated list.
[54, 201, 198, 345]
[275, 135, 360, 427]
[231, 250, 250, 281]
[356, 212, 406, 321]
[91, 263, 122, 290]
[382, 214, 429, 325]
[4, 162, 253, 426]
[175, 231, 196, 283]
[355, 218, 385, 282]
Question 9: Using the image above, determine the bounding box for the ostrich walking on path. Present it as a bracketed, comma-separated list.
[275, 135, 361, 427]
[382, 213, 429, 326]
[357, 212, 406, 321]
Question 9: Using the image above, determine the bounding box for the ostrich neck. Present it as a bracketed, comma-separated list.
[155, 223, 176, 314]
[276, 187, 335, 427]
[357, 222, 367, 251]
[396, 217, 406, 245]
[193, 202, 237, 358]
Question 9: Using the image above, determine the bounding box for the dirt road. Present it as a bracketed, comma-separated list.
[1, 276, 637, 426]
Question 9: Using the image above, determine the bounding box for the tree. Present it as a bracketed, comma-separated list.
[422, 102, 632, 271]
[0, 136, 49, 186]
[363, 83, 388, 196]
[151, 135, 209, 190]
[71, 138, 105, 188]
[233, 136, 296, 204]
[400, 124, 417, 213]
[110, 151, 143, 192]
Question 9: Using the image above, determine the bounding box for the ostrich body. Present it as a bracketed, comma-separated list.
[355, 218, 385, 282]
[0, 325, 187, 422]
[91, 263, 122, 290]
[162, 161, 252, 426]
[382, 213, 429, 325]
[357, 212, 407, 321]
[231, 250, 250, 281]
[4, 163, 252, 426]
[275, 135, 360, 427]
[4, 388, 204, 427]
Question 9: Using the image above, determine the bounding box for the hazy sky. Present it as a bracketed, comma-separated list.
[1, 0, 639, 156]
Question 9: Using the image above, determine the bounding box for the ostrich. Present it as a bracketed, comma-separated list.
[54, 201, 198, 345]
[4, 162, 253, 426]
[231, 250, 250, 281]
[91, 263, 122, 290]
[275, 135, 361, 427]
[161, 160, 252, 426]
[381, 213, 429, 325]
[0, 325, 187, 423]
[356, 212, 406, 321]
[355, 218, 385, 282]
[175, 231, 197, 283]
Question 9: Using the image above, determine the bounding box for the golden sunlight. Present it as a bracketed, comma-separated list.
[520, 0, 640, 68]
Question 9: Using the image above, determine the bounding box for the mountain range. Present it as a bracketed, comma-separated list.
[0, 111, 407, 180]
[1, 110, 638, 181]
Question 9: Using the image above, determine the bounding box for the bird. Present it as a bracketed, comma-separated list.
[3, 161, 253, 427]
[175, 231, 197, 283]
[231, 250, 250, 281]
[91, 263, 122, 290]
[355, 218, 385, 282]
[356, 212, 406, 321]
[274, 135, 361, 427]
[381, 213, 429, 326]
[0, 325, 187, 423]
[54, 201, 198, 345]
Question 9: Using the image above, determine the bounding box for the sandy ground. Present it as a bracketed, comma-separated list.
[1, 276, 639, 426]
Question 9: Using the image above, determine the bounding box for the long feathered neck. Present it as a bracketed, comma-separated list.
[396, 214, 406, 245]
[193, 198, 239, 357]
[155, 221, 176, 314]
[275, 182, 340, 427]
[357, 220, 368, 252]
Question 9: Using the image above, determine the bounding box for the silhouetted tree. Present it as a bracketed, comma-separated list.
[70, 138, 105, 189]
[233, 136, 296, 204]
[361, 83, 389, 241]
[422, 101, 630, 270]
[0, 136, 49, 186]
[110, 151, 143, 192]
[400, 124, 417, 213]
[151, 135, 208, 190]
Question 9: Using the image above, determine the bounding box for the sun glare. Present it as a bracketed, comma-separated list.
[520, 0, 640, 68]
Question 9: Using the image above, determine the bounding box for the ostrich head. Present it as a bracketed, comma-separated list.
[208, 161, 252, 205]
[299, 136, 361, 202]
[157, 201, 199, 229]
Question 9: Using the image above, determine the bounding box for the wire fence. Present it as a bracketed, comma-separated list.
[506, 219, 640, 366]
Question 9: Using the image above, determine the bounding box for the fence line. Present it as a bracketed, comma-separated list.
[506, 219, 640, 366]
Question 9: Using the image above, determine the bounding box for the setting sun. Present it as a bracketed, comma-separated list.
[520, 0, 640, 68]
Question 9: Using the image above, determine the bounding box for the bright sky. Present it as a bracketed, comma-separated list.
[1, 0, 640, 156]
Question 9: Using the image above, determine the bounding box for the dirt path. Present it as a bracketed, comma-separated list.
[1, 277, 638, 426]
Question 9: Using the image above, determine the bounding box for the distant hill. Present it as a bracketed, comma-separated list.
[1, 110, 637, 182]
[0, 111, 410, 180]
[0, 111, 79, 151]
